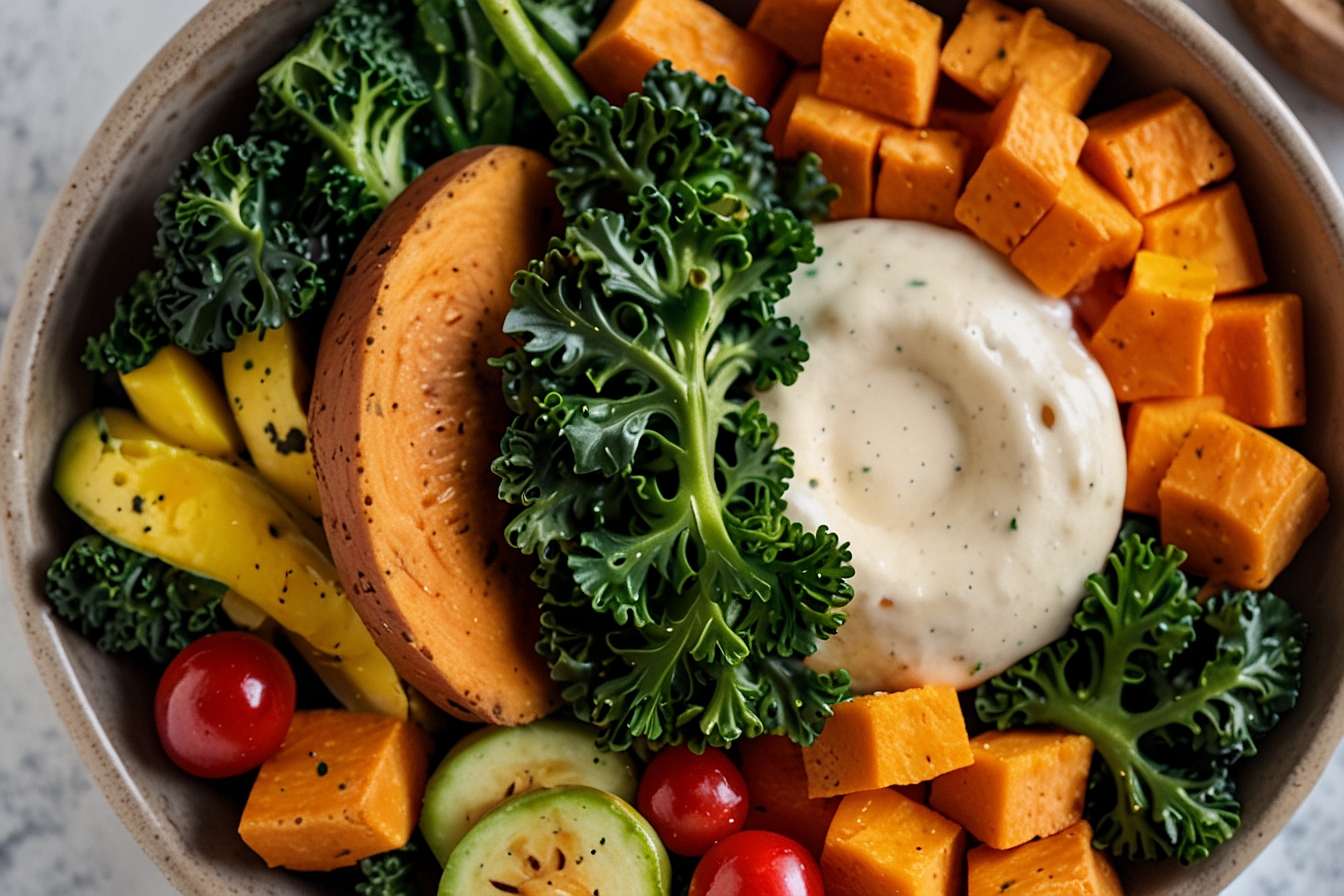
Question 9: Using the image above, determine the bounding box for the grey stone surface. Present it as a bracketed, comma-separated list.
[0, 0, 1340, 894]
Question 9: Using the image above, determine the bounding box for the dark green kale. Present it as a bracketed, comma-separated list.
[482, 0, 853, 751]
[355, 843, 421, 896]
[550, 62, 836, 220]
[153, 134, 324, 354]
[256, 0, 430, 223]
[494, 181, 852, 751]
[412, 0, 538, 154]
[81, 270, 171, 375]
[45, 535, 227, 663]
[977, 535, 1306, 865]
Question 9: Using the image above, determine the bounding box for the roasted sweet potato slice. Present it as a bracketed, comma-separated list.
[310, 146, 563, 725]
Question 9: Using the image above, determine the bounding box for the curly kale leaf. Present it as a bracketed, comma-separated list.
[81, 270, 171, 375]
[494, 182, 851, 751]
[45, 535, 226, 663]
[976, 535, 1306, 865]
[257, 0, 430, 219]
[550, 62, 837, 220]
[355, 842, 421, 896]
[151, 134, 324, 354]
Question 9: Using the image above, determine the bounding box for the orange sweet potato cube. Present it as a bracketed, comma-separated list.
[1142, 181, 1267, 295]
[1009, 167, 1142, 297]
[803, 686, 974, 797]
[1005, 9, 1111, 115]
[955, 83, 1089, 253]
[818, 0, 942, 127]
[875, 128, 972, 228]
[1204, 294, 1307, 428]
[740, 734, 842, 858]
[929, 106, 993, 172]
[783, 93, 888, 220]
[575, 0, 785, 105]
[928, 729, 1094, 851]
[747, 0, 843, 66]
[967, 821, 1124, 896]
[238, 710, 432, 871]
[1123, 395, 1227, 516]
[939, 0, 1024, 105]
[1090, 251, 1217, 401]
[1159, 410, 1328, 588]
[942, 2, 1109, 115]
[1081, 89, 1236, 216]
[822, 788, 965, 896]
[766, 68, 819, 153]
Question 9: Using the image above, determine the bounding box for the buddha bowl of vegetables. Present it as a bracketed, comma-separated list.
[3, 0, 1344, 894]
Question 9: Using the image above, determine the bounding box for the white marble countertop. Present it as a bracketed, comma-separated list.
[1, 0, 1342, 893]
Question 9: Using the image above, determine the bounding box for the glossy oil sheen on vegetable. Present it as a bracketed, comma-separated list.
[758, 220, 1126, 692]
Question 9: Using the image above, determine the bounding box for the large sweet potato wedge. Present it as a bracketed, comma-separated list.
[310, 146, 563, 725]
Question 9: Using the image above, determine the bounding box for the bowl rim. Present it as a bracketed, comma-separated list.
[3, 0, 1343, 894]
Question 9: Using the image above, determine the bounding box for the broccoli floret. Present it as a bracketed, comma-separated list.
[45, 535, 227, 663]
[152, 134, 324, 354]
[977, 535, 1306, 864]
[355, 843, 421, 896]
[257, 0, 430, 219]
[81, 270, 171, 374]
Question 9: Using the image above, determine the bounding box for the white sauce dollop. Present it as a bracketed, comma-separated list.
[759, 220, 1126, 692]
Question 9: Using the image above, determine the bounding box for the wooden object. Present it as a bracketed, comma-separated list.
[1230, 0, 1344, 109]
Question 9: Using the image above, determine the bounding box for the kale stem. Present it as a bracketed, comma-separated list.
[473, 0, 589, 123]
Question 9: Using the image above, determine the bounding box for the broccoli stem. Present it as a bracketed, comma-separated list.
[474, 0, 589, 123]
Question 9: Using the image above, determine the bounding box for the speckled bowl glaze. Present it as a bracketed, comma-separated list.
[2, 1, 1343, 893]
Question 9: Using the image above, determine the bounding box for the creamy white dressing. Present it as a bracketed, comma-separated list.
[759, 220, 1126, 692]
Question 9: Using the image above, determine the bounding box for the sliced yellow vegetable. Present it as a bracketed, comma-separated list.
[222, 322, 322, 517]
[54, 409, 407, 717]
[119, 346, 244, 458]
[221, 590, 280, 640]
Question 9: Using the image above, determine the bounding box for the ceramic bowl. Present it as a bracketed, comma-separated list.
[3, 1, 1343, 893]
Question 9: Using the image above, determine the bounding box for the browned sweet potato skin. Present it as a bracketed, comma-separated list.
[310, 146, 563, 725]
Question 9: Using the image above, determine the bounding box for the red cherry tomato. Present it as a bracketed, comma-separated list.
[689, 831, 825, 896]
[154, 631, 296, 778]
[638, 744, 749, 856]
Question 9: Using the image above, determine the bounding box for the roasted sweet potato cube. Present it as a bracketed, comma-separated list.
[928, 728, 1094, 850]
[939, 0, 1023, 105]
[803, 686, 974, 797]
[747, 0, 843, 66]
[875, 128, 972, 227]
[954, 83, 1089, 253]
[783, 93, 888, 220]
[967, 821, 1123, 896]
[1159, 410, 1328, 588]
[740, 734, 841, 858]
[929, 106, 993, 172]
[766, 68, 819, 153]
[819, 0, 942, 127]
[1009, 167, 1142, 297]
[1090, 251, 1216, 401]
[575, 0, 785, 105]
[1142, 181, 1267, 295]
[1006, 9, 1111, 115]
[238, 710, 432, 871]
[940, 1, 1108, 115]
[1204, 294, 1307, 428]
[1081, 89, 1235, 216]
[823, 788, 965, 896]
[1123, 395, 1227, 516]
